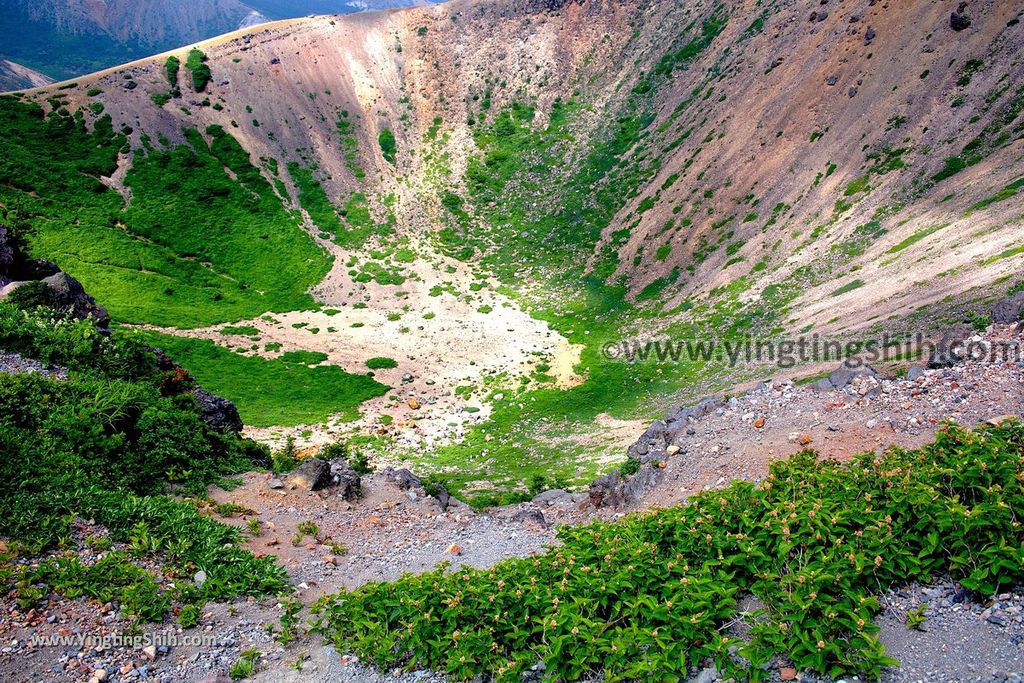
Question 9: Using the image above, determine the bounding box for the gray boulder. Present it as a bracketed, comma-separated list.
[992, 292, 1024, 324]
[191, 386, 243, 433]
[511, 508, 547, 527]
[928, 331, 968, 368]
[588, 471, 624, 508]
[532, 488, 572, 506]
[906, 365, 927, 381]
[41, 271, 110, 327]
[692, 396, 724, 418]
[287, 458, 332, 491]
[623, 464, 663, 504]
[826, 363, 879, 390]
[383, 467, 421, 490]
[330, 461, 362, 500]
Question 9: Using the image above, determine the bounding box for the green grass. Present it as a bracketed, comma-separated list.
[966, 177, 1024, 214]
[131, 330, 388, 427]
[312, 423, 1024, 681]
[982, 244, 1024, 265]
[220, 325, 260, 336]
[0, 98, 331, 328]
[885, 224, 946, 254]
[366, 357, 398, 369]
[280, 350, 329, 366]
[831, 279, 866, 296]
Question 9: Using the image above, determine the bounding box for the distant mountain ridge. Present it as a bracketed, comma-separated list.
[0, 0, 442, 86]
[0, 59, 54, 92]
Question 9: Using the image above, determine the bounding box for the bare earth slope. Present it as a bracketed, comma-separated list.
[6, 0, 1024, 496]
[22, 0, 1024, 329]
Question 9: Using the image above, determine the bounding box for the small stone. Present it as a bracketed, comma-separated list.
[447, 543, 462, 555]
[754, 417, 766, 429]
[780, 667, 798, 681]
[407, 398, 421, 410]
[799, 434, 813, 446]
[142, 645, 157, 660]
[194, 570, 207, 587]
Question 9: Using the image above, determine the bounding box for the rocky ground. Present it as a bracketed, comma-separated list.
[0, 350, 66, 379]
[2, 324, 1023, 682]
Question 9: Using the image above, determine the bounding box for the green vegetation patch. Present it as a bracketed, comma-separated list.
[378, 128, 397, 165]
[312, 423, 1024, 681]
[133, 331, 388, 427]
[831, 278, 866, 296]
[0, 304, 287, 612]
[0, 98, 331, 328]
[185, 48, 211, 92]
[164, 55, 180, 89]
[967, 177, 1024, 214]
[366, 357, 398, 370]
[886, 224, 947, 254]
[279, 350, 329, 366]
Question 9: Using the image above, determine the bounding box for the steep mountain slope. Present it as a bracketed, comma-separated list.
[0, 0, 256, 81]
[0, 58, 54, 91]
[2, 0, 1023, 499]
[0, 0, 444, 83]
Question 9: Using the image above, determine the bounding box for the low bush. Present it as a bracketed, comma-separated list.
[186, 49, 212, 92]
[0, 303, 287, 615]
[312, 423, 1024, 681]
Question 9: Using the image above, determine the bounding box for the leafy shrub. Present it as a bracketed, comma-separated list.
[964, 310, 992, 332]
[378, 128, 397, 164]
[164, 56, 180, 88]
[312, 423, 1024, 681]
[10, 552, 170, 621]
[186, 49, 212, 92]
[619, 457, 641, 476]
[2, 280, 55, 310]
[0, 302, 285, 605]
[366, 356, 398, 370]
[0, 303, 157, 380]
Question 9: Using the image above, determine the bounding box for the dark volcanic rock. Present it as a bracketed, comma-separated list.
[0, 226, 15, 277]
[623, 464, 663, 504]
[950, 12, 971, 31]
[40, 272, 111, 327]
[430, 483, 452, 511]
[992, 292, 1024, 324]
[191, 386, 244, 434]
[330, 461, 362, 500]
[287, 458, 333, 491]
[589, 471, 623, 508]
[383, 467, 421, 490]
